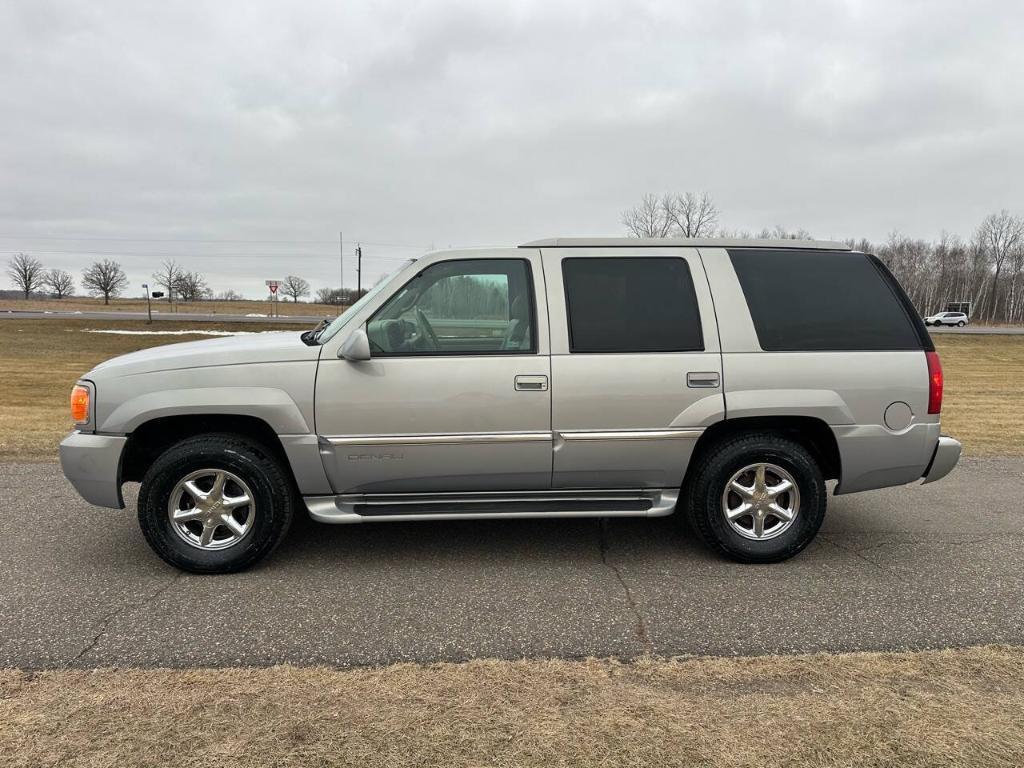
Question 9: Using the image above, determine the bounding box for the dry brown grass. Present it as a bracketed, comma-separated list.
[0, 296, 341, 317]
[933, 335, 1024, 455]
[1, 646, 1022, 768]
[0, 319, 298, 461]
[0, 321, 1020, 461]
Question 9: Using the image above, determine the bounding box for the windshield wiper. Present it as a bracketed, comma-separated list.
[301, 318, 330, 346]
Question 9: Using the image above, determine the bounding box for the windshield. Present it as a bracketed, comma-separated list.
[316, 260, 415, 343]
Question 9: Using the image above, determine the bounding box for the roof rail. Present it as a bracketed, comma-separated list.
[520, 237, 851, 251]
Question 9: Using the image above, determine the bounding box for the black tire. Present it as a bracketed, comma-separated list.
[684, 433, 826, 563]
[138, 433, 295, 573]
[957, 321, 966, 327]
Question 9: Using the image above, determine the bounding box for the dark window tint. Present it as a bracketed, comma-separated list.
[728, 249, 922, 351]
[562, 258, 703, 353]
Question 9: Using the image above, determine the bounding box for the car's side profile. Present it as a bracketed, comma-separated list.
[925, 311, 969, 327]
[60, 237, 962, 573]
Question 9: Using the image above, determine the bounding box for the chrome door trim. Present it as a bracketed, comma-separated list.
[323, 431, 553, 446]
[323, 429, 703, 446]
[559, 428, 704, 442]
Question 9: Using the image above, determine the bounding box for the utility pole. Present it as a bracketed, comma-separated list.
[356, 243, 362, 295]
[339, 230, 344, 289]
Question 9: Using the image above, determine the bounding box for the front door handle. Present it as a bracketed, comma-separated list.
[515, 375, 549, 391]
[687, 371, 720, 388]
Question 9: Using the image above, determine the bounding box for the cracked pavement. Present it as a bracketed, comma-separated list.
[1, 457, 1022, 668]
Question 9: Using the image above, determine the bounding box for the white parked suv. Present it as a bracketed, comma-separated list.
[60, 238, 962, 573]
[924, 312, 968, 327]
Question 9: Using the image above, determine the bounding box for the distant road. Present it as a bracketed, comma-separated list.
[928, 325, 1024, 335]
[0, 309, 323, 325]
[2, 309, 1022, 333]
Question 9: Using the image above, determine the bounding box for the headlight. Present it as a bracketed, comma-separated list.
[70, 384, 91, 425]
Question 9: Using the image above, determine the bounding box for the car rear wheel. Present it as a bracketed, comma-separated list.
[138, 433, 295, 573]
[684, 433, 826, 563]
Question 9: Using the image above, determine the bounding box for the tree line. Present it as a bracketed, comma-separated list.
[622, 193, 1024, 323]
[4, 254, 324, 305]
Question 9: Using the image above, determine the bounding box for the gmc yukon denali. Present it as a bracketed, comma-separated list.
[60, 238, 962, 573]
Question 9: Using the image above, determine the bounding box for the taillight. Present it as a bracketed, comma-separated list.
[926, 351, 943, 414]
[70, 384, 90, 424]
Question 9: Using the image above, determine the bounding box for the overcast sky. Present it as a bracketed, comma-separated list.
[2, 0, 1022, 299]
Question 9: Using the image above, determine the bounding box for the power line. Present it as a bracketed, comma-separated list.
[0, 234, 430, 249]
[0, 248, 412, 261]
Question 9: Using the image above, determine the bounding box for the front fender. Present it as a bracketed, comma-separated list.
[100, 387, 311, 434]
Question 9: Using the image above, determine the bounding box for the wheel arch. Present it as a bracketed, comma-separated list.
[121, 414, 290, 484]
[687, 416, 841, 485]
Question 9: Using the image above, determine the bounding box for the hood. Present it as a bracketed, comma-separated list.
[88, 331, 321, 378]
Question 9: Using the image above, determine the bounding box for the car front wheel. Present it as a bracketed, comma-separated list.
[684, 433, 826, 563]
[138, 433, 295, 573]
[957, 321, 966, 327]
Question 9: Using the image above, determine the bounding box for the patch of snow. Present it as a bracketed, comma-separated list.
[245, 313, 267, 317]
[83, 329, 267, 337]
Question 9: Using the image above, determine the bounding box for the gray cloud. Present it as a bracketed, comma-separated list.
[2, 0, 1022, 298]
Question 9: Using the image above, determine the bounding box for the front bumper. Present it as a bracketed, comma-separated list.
[921, 435, 962, 485]
[59, 431, 127, 509]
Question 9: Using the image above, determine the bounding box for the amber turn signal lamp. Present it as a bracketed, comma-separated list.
[70, 385, 90, 424]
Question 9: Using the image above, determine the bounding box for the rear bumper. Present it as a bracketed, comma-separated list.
[921, 435, 962, 485]
[58, 431, 127, 509]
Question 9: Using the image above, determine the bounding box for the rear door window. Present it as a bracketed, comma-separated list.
[562, 257, 704, 353]
[728, 249, 923, 351]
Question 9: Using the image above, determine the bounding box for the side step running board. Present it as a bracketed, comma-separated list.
[304, 489, 679, 524]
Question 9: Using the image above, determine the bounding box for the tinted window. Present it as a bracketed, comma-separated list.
[367, 259, 535, 356]
[562, 257, 704, 353]
[728, 249, 922, 351]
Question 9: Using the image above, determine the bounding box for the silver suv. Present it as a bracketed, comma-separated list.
[924, 311, 968, 327]
[60, 238, 962, 573]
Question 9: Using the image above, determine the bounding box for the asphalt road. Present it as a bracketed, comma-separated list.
[0, 457, 1021, 669]
[3, 309, 1024, 333]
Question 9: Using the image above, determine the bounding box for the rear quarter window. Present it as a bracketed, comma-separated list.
[728, 249, 924, 351]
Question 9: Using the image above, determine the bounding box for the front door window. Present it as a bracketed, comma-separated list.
[366, 259, 535, 356]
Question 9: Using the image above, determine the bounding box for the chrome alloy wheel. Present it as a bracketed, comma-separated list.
[721, 463, 800, 540]
[167, 469, 255, 550]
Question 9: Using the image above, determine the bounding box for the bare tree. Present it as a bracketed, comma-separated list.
[665, 192, 719, 237]
[44, 268, 75, 299]
[173, 270, 210, 303]
[6, 253, 46, 299]
[756, 225, 813, 240]
[82, 259, 128, 304]
[622, 193, 674, 237]
[153, 260, 182, 303]
[623, 192, 719, 238]
[282, 275, 310, 302]
[216, 289, 244, 301]
[976, 210, 1024, 322]
[316, 286, 346, 305]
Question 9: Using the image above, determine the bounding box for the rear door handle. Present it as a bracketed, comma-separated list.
[687, 371, 720, 388]
[515, 375, 549, 391]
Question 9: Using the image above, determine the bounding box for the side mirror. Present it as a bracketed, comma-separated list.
[339, 328, 371, 361]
